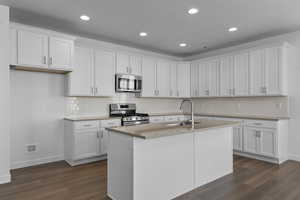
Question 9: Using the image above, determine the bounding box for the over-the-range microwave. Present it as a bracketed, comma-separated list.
[115, 74, 142, 93]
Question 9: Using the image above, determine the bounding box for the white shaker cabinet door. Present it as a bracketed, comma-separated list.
[116, 53, 130, 74]
[156, 60, 170, 97]
[234, 52, 249, 96]
[250, 49, 265, 96]
[17, 30, 48, 68]
[74, 130, 100, 160]
[94, 49, 115, 97]
[67, 47, 94, 96]
[177, 63, 191, 98]
[49, 36, 74, 70]
[141, 57, 156, 97]
[169, 63, 177, 97]
[207, 60, 219, 97]
[190, 62, 199, 97]
[264, 47, 281, 95]
[129, 55, 142, 75]
[100, 129, 109, 155]
[198, 62, 209, 97]
[243, 127, 259, 154]
[258, 128, 277, 158]
[233, 126, 243, 151]
[219, 56, 234, 96]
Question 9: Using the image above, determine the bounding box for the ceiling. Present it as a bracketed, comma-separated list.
[1, 0, 300, 57]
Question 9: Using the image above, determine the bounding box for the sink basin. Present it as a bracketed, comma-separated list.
[166, 121, 201, 127]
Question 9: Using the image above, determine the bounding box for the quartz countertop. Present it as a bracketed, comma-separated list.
[106, 119, 240, 139]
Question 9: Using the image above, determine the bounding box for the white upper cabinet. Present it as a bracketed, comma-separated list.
[169, 63, 177, 97]
[141, 57, 156, 97]
[156, 60, 170, 97]
[94, 50, 115, 96]
[116, 53, 130, 74]
[130, 55, 142, 75]
[249, 45, 288, 96]
[11, 24, 75, 72]
[234, 52, 249, 96]
[198, 59, 219, 97]
[250, 49, 265, 95]
[208, 60, 220, 96]
[219, 56, 234, 96]
[177, 62, 191, 98]
[49, 37, 74, 70]
[198, 62, 209, 97]
[67, 47, 93, 96]
[17, 30, 48, 68]
[190, 62, 199, 97]
[264, 47, 282, 95]
[116, 53, 142, 75]
[67, 47, 115, 97]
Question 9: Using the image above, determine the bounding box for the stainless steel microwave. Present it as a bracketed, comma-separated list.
[115, 74, 142, 93]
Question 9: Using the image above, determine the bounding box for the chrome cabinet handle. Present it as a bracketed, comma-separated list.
[43, 56, 47, 64]
[84, 124, 92, 127]
[95, 87, 98, 94]
[177, 90, 179, 97]
[205, 90, 209, 96]
[232, 88, 235, 96]
[91, 87, 94, 95]
[96, 131, 99, 138]
[49, 57, 53, 65]
[261, 86, 267, 94]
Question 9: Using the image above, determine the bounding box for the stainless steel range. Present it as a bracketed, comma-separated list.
[109, 103, 149, 126]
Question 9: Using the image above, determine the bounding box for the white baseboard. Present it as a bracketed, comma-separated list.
[0, 173, 11, 184]
[289, 154, 300, 162]
[11, 155, 64, 169]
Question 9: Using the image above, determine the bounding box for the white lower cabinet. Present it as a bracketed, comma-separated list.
[233, 126, 243, 152]
[73, 129, 100, 160]
[211, 117, 288, 164]
[243, 126, 277, 158]
[64, 119, 121, 166]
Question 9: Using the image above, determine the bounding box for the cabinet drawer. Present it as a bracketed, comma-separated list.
[245, 120, 277, 129]
[74, 121, 99, 130]
[100, 119, 121, 128]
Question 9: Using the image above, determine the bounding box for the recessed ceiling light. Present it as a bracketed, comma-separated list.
[228, 27, 238, 32]
[80, 15, 90, 21]
[188, 8, 199, 15]
[139, 32, 148, 37]
[179, 43, 187, 47]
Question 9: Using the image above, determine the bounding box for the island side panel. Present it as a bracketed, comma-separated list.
[194, 127, 233, 187]
[133, 133, 194, 200]
[107, 131, 134, 200]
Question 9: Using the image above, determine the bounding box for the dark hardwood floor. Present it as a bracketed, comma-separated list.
[1, 156, 300, 200]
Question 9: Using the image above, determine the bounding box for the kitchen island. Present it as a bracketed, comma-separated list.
[106, 119, 239, 200]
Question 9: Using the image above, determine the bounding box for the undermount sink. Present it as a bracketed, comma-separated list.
[166, 120, 201, 127]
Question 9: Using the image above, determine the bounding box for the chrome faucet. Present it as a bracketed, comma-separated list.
[180, 99, 194, 130]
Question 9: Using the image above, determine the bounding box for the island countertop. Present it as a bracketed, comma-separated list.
[106, 119, 240, 139]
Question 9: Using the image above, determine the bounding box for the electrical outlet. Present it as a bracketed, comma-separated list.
[27, 144, 37, 152]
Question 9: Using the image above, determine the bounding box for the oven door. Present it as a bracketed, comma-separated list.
[116, 74, 142, 93]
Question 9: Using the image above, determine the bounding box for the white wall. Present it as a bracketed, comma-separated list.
[186, 30, 300, 161]
[0, 5, 10, 183]
[10, 71, 65, 169]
